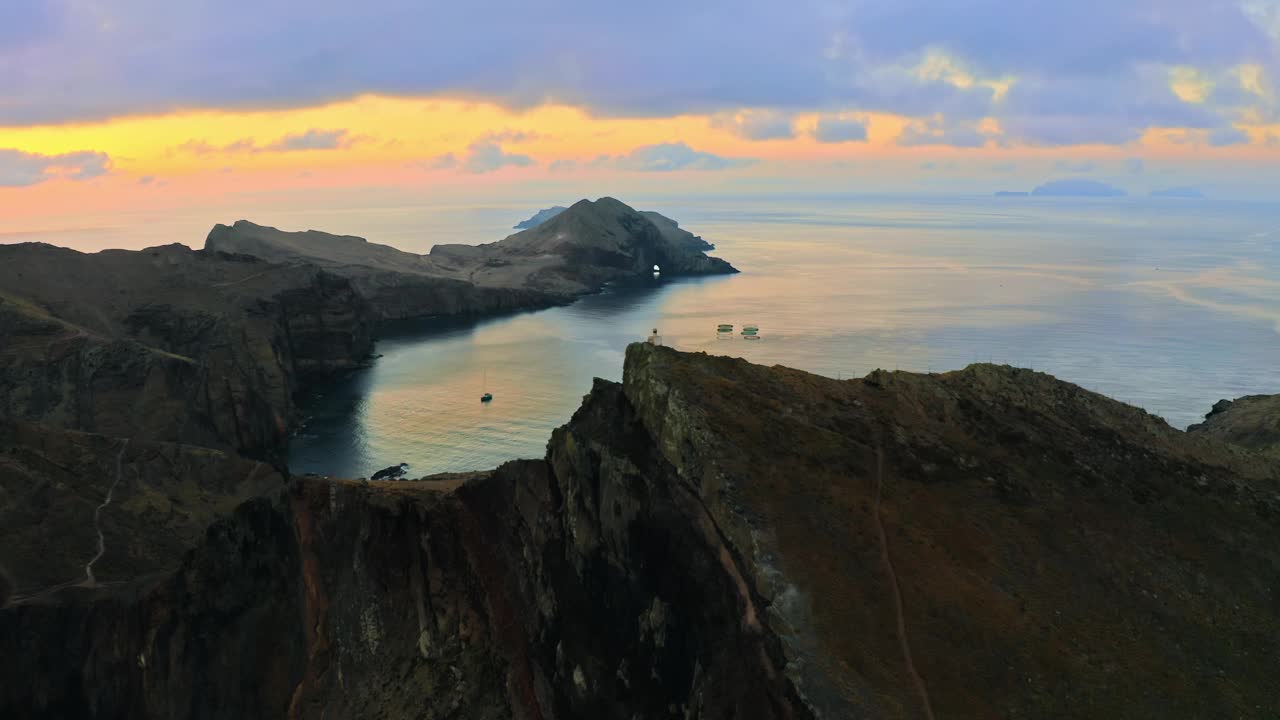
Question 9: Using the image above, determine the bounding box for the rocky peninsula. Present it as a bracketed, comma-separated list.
[206, 197, 734, 322]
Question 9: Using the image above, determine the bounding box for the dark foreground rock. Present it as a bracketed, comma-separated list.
[370, 463, 409, 481]
[3, 344, 1278, 718]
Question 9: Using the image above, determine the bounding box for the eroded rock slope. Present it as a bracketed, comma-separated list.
[4, 344, 1277, 719]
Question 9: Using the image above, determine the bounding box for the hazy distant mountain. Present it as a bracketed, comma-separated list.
[513, 205, 567, 229]
[1150, 186, 1206, 199]
[513, 206, 713, 252]
[1031, 179, 1127, 197]
[994, 190, 1029, 197]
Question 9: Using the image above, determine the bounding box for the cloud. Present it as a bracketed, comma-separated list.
[480, 129, 548, 143]
[265, 129, 352, 151]
[419, 153, 458, 170]
[1126, 157, 1146, 174]
[897, 119, 991, 147]
[1158, 125, 1253, 146]
[711, 110, 795, 140]
[811, 115, 868, 143]
[461, 141, 533, 173]
[548, 159, 578, 173]
[1, 1, 1276, 150]
[990, 162, 1017, 172]
[0, 148, 111, 187]
[611, 142, 752, 172]
[173, 130, 354, 156]
[1208, 126, 1249, 146]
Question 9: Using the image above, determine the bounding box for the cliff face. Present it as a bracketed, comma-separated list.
[0, 243, 372, 457]
[5, 344, 1278, 718]
[620, 346, 1279, 717]
[208, 198, 736, 323]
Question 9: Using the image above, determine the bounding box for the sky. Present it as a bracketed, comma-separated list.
[2, 0, 1280, 224]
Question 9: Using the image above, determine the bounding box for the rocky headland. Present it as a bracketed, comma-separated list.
[206, 197, 734, 322]
[2, 341, 1278, 718]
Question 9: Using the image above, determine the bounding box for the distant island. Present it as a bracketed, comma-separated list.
[996, 179, 1127, 198]
[513, 205, 567, 229]
[1150, 186, 1206, 199]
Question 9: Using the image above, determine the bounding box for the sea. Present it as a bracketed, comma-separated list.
[8, 194, 1278, 477]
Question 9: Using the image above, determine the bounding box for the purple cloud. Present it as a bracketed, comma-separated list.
[173, 130, 353, 156]
[266, 129, 352, 151]
[898, 120, 989, 148]
[811, 116, 868, 143]
[0, 0, 1275, 150]
[462, 141, 532, 173]
[711, 110, 795, 140]
[612, 142, 752, 171]
[1208, 127, 1249, 146]
[0, 148, 111, 186]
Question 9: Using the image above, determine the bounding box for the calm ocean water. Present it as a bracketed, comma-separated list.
[281, 195, 1280, 478]
[8, 194, 1276, 477]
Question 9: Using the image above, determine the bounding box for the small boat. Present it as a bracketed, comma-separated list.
[744, 335, 761, 341]
[741, 329, 758, 336]
[480, 369, 493, 403]
[481, 392, 493, 403]
[743, 325, 759, 332]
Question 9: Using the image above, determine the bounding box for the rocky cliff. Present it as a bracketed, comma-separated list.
[1189, 394, 1280, 458]
[208, 198, 736, 322]
[0, 243, 372, 458]
[4, 344, 1277, 718]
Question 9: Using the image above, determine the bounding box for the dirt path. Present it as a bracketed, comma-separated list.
[84, 439, 129, 586]
[874, 443, 936, 720]
[6, 439, 131, 606]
